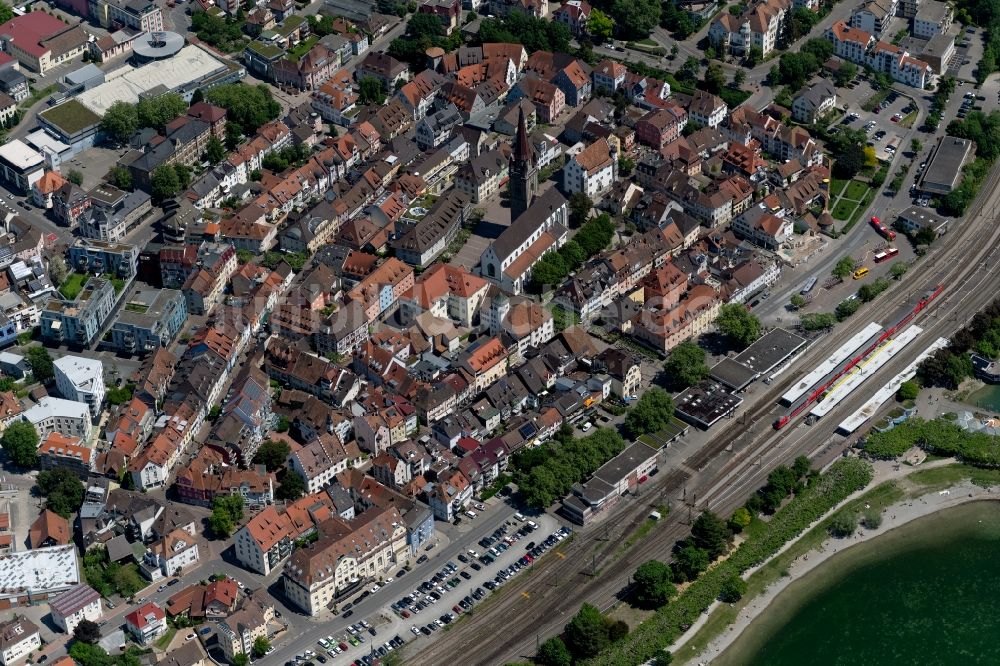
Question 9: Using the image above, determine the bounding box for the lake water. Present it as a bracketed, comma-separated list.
[965, 383, 1000, 413]
[716, 501, 1000, 666]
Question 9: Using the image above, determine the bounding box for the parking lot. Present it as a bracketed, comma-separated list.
[303, 516, 568, 666]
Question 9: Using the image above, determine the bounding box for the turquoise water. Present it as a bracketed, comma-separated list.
[966, 384, 1000, 413]
[718, 501, 1000, 666]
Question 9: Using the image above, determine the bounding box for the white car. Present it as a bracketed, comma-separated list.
[371, 584, 380, 593]
[465, 510, 477, 519]
[411, 626, 420, 635]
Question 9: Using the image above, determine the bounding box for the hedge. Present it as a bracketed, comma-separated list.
[864, 417, 1000, 466]
[581, 458, 874, 666]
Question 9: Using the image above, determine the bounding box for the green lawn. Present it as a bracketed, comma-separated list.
[286, 34, 319, 62]
[830, 178, 848, 197]
[844, 180, 868, 201]
[832, 199, 857, 221]
[59, 273, 87, 300]
[898, 110, 918, 129]
[154, 627, 177, 650]
[633, 38, 659, 46]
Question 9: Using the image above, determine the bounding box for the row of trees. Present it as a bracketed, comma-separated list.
[389, 13, 463, 65]
[512, 425, 627, 508]
[475, 12, 571, 54]
[531, 213, 616, 290]
[917, 296, 1000, 388]
[100, 93, 188, 144]
[191, 10, 246, 53]
[204, 84, 283, 149]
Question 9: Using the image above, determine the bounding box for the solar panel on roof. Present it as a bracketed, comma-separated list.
[518, 423, 537, 439]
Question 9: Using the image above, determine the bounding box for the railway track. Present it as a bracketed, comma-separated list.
[407, 162, 1000, 666]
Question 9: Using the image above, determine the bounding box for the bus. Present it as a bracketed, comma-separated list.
[800, 276, 818, 295]
[870, 216, 897, 241]
[873, 247, 899, 263]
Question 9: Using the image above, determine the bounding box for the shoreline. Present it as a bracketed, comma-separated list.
[683, 472, 1000, 664]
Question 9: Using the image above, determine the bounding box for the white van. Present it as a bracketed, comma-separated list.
[514, 512, 525, 522]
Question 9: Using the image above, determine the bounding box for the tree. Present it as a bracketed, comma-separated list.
[48, 255, 68, 285]
[733, 68, 746, 87]
[190, 88, 205, 105]
[2, 420, 38, 467]
[653, 651, 674, 666]
[829, 128, 868, 179]
[407, 12, 445, 40]
[209, 494, 244, 538]
[559, 240, 586, 269]
[828, 510, 858, 538]
[537, 637, 572, 666]
[109, 166, 133, 190]
[833, 61, 857, 87]
[728, 507, 752, 533]
[832, 255, 856, 279]
[100, 101, 139, 144]
[793, 455, 812, 479]
[897, 380, 920, 401]
[68, 170, 84, 186]
[700, 62, 726, 95]
[609, 0, 660, 39]
[587, 8, 614, 41]
[678, 56, 700, 84]
[25, 346, 53, 382]
[835, 298, 860, 321]
[74, 619, 102, 644]
[890, 261, 909, 280]
[205, 136, 226, 163]
[277, 471, 306, 500]
[663, 341, 709, 389]
[174, 164, 192, 190]
[359, 76, 386, 105]
[789, 293, 806, 310]
[800, 312, 837, 331]
[607, 620, 629, 642]
[564, 603, 609, 659]
[673, 544, 709, 582]
[36, 468, 84, 517]
[719, 574, 748, 603]
[206, 84, 281, 137]
[691, 510, 731, 559]
[910, 138, 923, 152]
[618, 156, 635, 176]
[632, 560, 675, 608]
[623, 387, 674, 439]
[137, 93, 188, 130]
[568, 191, 593, 227]
[233, 654, 249, 666]
[252, 637, 270, 658]
[716, 303, 761, 348]
[151, 164, 181, 201]
[252, 439, 291, 472]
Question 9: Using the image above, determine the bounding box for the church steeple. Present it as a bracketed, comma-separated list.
[508, 107, 537, 221]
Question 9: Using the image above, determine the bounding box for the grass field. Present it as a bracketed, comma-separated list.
[845, 179, 868, 201]
[832, 199, 857, 221]
[59, 273, 87, 300]
[830, 179, 847, 197]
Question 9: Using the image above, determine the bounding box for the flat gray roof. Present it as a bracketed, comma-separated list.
[734, 327, 809, 374]
[592, 441, 658, 488]
[674, 381, 743, 429]
[920, 136, 974, 194]
[710, 357, 758, 391]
